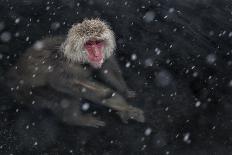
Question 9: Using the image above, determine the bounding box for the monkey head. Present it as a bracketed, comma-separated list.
[61, 18, 116, 68]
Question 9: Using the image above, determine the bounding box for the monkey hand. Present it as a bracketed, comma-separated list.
[84, 117, 106, 128]
[126, 90, 136, 98]
[116, 106, 145, 123]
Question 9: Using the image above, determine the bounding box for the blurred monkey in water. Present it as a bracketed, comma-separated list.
[6, 19, 145, 127]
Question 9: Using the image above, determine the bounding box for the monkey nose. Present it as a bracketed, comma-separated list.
[93, 46, 101, 57]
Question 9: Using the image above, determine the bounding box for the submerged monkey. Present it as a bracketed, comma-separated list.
[5, 19, 145, 127]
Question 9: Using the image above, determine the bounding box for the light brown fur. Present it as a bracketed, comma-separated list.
[61, 19, 116, 63]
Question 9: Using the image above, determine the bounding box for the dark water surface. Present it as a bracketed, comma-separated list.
[1, 0, 232, 154]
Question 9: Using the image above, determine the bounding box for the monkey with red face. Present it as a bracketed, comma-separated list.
[6, 19, 145, 128]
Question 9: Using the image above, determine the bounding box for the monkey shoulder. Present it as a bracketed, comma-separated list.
[7, 36, 65, 88]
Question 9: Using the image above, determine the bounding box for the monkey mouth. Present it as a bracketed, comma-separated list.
[88, 55, 103, 62]
[90, 59, 103, 68]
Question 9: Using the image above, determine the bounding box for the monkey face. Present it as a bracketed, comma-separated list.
[84, 40, 105, 68]
[61, 19, 116, 68]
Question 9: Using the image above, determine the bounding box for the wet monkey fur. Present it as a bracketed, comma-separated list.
[6, 19, 145, 128]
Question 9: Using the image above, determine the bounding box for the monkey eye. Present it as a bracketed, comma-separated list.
[95, 40, 102, 44]
[85, 40, 104, 47]
[85, 41, 94, 46]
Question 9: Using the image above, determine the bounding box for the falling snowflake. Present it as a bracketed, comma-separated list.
[131, 54, 137, 60]
[143, 11, 155, 23]
[82, 103, 90, 111]
[0, 32, 11, 42]
[33, 41, 44, 50]
[144, 128, 152, 136]
[15, 18, 20, 24]
[206, 54, 216, 64]
[183, 133, 191, 144]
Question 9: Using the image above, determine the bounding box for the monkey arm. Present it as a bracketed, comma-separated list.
[74, 79, 114, 100]
[74, 80, 134, 111]
[47, 71, 114, 102]
[76, 79, 145, 123]
[47, 72, 135, 111]
[48, 76, 144, 123]
[99, 56, 135, 97]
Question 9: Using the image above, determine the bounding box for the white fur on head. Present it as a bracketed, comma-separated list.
[61, 18, 116, 64]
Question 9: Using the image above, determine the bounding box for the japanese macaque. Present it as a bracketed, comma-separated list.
[5, 19, 145, 128]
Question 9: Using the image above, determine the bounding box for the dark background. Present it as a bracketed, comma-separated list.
[1, 0, 232, 154]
